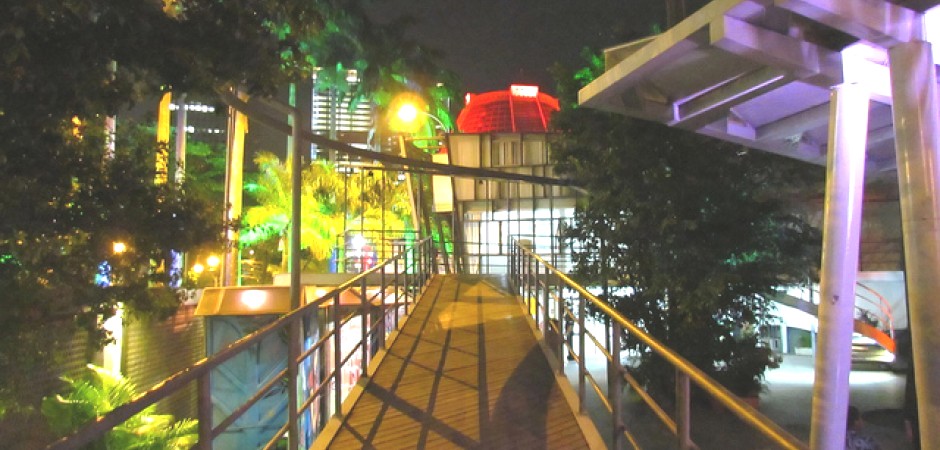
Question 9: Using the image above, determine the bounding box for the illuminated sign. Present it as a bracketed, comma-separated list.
[510, 85, 539, 97]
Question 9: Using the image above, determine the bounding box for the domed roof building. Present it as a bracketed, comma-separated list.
[456, 85, 560, 134]
[439, 84, 576, 273]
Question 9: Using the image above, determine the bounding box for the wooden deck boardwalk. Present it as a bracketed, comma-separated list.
[314, 274, 603, 449]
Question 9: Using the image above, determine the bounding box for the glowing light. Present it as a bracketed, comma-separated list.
[192, 263, 205, 275]
[387, 92, 428, 133]
[396, 103, 419, 124]
[112, 241, 127, 254]
[351, 234, 367, 250]
[206, 255, 221, 270]
[315, 288, 328, 298]
[510, 85, 539, 97]
[71, 116, 83, 138]
[240, 290, 267, 310]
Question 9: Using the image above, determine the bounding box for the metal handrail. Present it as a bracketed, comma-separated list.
[47, 238, 436, 450]
[509, 240, 807, 450]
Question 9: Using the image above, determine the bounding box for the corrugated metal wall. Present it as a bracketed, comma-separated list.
[1, 329, 94, 449]
[123, 304, 205, 420]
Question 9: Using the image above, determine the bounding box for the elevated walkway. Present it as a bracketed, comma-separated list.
[314, 274, 604, 449]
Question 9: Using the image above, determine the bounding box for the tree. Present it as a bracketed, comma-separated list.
[0, 0, 446, 413]
[242, 153, 412, 274]
[0, 118, 220, 411]
[550, 55, 821, 396]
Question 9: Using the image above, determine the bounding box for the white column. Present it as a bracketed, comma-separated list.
[889, 39, 940, 450]
[809, 83, 869, 450]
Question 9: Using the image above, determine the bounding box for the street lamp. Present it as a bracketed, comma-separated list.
[388, 93, 450, 134]
[190, 255, 221, 287]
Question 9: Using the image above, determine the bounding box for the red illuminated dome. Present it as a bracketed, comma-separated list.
[456, 85, 560, 133]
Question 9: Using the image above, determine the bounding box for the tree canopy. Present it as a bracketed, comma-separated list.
[550, 55, 822, 395]
[0, 0, 448, 412]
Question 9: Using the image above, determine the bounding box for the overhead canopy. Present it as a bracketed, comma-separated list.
[579, 0, 940, 175]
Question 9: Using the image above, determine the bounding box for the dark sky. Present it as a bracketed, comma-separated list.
[367, 1, 665, 95]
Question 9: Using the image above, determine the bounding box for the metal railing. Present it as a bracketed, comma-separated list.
[509, 240, 807, 450]
[47, 238, 436, 450]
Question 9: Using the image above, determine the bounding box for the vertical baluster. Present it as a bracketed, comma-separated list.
[287, 319, 300, 450]
[394, 256, 400, 329]
[611, 321, 624, 450]
[333, 292, 342, 416]
[403, 249, 410, 313]
[541, 268, 550, 338]
[557, 281, 565, 374]
[361, 276, 369, 375]
[676, 370, 692, 450]
[197, 372, 212, 450]
[578, 293, 586, 414]
[381, 267, 387, 348]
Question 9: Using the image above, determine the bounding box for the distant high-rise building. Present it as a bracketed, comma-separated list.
[310, 69, 375, 159]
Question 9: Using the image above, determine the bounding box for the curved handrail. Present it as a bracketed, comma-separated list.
[47, 238, 436, 450]
[510, 240, 807, 450]
[797, 282, 897, 352]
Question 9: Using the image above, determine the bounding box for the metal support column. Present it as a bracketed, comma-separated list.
[889, 39, 940, 450]
[286, 106, 302, 450]
[809, 83, 869, 450]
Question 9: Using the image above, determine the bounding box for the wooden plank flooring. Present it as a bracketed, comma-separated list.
[318, 274, 596, 449]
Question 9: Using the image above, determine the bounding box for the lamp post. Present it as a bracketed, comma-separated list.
[394, 102, 450, 134]
[388, 93, 454, 273]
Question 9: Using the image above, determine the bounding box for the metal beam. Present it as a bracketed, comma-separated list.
[673, 65, 791, 129]
[775, 0, 920, 47]
[711, 15, 838, 81]
[757, 102, 831, 140]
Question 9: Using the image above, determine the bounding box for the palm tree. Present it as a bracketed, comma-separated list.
[242, 153, 412, 275]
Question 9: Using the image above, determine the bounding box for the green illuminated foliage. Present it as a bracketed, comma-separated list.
[42, 365, 196, 449]
[242, 153, 412, 273]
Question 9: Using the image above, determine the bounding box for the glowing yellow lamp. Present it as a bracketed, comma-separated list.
[388, 92, 428, 134]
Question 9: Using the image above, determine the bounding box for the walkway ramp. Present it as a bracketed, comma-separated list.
[314, 274, 603, 449]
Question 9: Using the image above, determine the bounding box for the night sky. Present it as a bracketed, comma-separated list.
[367, 0, 666, 95]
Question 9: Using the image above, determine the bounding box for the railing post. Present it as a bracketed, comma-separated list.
[509, 241, 515, 284]
[508, 241, 515, 288]
[403, 249, 410, 312]
[531, 260, 539, 319]
[525, 254, 532, 311]
[197, 373, 213, 450]
[611, 321, 624, 450]
[361, 275, 369, 375]
[541, 269, 550, 338]
[676, 370, 692, 450]
[578, 293, 587, 414]
[333, 292, 343, 416]
[381, 268, 387, 348]
[287, 319, 300, 450]
[394, 257, 400, 328]
[557, 280, 565, 375]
